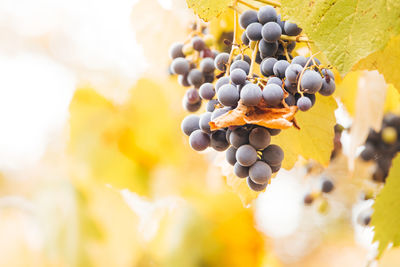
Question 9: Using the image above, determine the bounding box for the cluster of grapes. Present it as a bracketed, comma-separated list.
[360, 113, 400, 182]
[169, 34, 218, 112]
[174, 4, 336, 191]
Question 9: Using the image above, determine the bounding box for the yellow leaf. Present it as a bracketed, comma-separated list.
[334, 71, 361, 116]
[384, 84, 400, 114]
[186, 0, 233, 22]
[272, 95, 337, 170]
[355, 35, 400, 93]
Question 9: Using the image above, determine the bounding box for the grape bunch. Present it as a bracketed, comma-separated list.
[360, 113, 400, 182]
[169, 33, 218, 112]
[175, 4, 336, 191]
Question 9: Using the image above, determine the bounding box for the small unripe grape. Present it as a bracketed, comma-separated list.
[381, 126, 397, 144]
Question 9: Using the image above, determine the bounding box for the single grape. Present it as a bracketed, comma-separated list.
[246, 22, 263, 41]
[236, 144, 258, 167]
[305, 93, 316, 106]
[211, 107, 230, 120]
[242, 31, 250, 46]
[270, 163, 281, 173]
[234, 54, 251, 65]
[247, 177, 267, 191]
[284, 22, 302, 36]
[188, 69, 205, 87]
[291, 55, 307, 67]
[321, 178, 334, 193]
[234, 162, 250, 178]
[300, 70, 323, 93]
[214, 52, 230, 71]
[204, 73, 214, 83]
[200, 58, 215, 73]
[230, 128, 249, 148]
[211, 130, 229, 151]
[218, 84, 240, 107]
[230, 68, 247, 85]
[284, 78, 297, 94]
[182, 97, 201, 112]
[319, 79, 336, 96]
[321, 68, 334, 80]
[230, 60, 250, 75]
[239, 10, 258, 29]
[285, 64, 303, 83]
[258, 5, 277, 24]
[249, 127, 271, 150]
[178, 74, 190, 87]
[267, 128, 281, 136]
[259, 40, 278, 58]
[263, 84, 284, 106]
[199, 112, 212, 133]
[192, 36, 206, 51]
[185, 88, 200, 104]
[199, 83, 215, 100]
[304, 193, 314, 205]
[206, 99, 219, 112]
[171, 58, 190, 75]
[215, 76, 230, 92]
[226, 146, 237, 166]
[181, 115, 200, 136]
[273, 60, 290, 78]
[189, 130, 210, 151]
[262, 144, 284, 166]
[297, 96, 312, 111]
[169, 42, 184, 59]
[260, 57, 278, 77]
[261, 22, 282, 43]
[267, 76, 282, 86]
[241, 83, 262, 106]
[285, 94, 296, 106]
[357, 209, 373, 226]
[249, 161, 272, 184]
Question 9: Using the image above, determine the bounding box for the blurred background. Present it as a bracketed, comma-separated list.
[1, 0, 400, 266]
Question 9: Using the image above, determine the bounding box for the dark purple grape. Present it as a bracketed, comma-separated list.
[171, 58, 190, 75]
[284, 22, 302, 36]
[246, 22, 263, 41]
[199, 112, 212, 133]
[189, 130, 210, 151]
[259, 40, 278, 58]
[239, 10, 258, 29]
[300, 70, 322, 93]
[214, 52, 230, 71]
[261, 22, 282, 43]
[181, 114, 200, 136]
[267, 76, 282, 86]
[226, 146, 237, 166]
[206, 99, 219, 112]
[200, 58, 215, 73]
[321, 178, 334, 193]
[211, 130, 229, 151]
[263, 84, 284, 106]
[230, 68, 247, 85]
[178, 74, 190, 87]
[257, 5, 277, 24]
[230, 60, 250, 75]
[218, 84, 240, 106]
[241, 83, 262, 106]
[262, 144, 284, 165]
[234, 54, 252, 65]
[185, 88, 200, 104]
[297, 96, 312, 111]
[230, 128, 249, 148]
[199, 83, 215, 100]
[249, 161, 272, 184]
[247, 177, 267, 191]
[192, 36, 206, 51]
[267, 128, 281, 136]
[211, 107, 230, 120]
[242, 31, 250, 46]
[169, 42, 184, 59]
[188, 69, 205, 87]
[215, 76, 230, 92]
[260, 57, 277, 77]
[285, 64, 303, 83]
[319, 79, 336, 96]
[249, 127, 271, 150]
[273, 60, 290, 78]
[236, 144, 258, 167]
[234, 162, 249, 178]
[183, 97, 201, 112]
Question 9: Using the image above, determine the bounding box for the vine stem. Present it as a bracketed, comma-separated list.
[296, 52, 321, 95]
[226, 5, 240, 76]
[248, 40, 259, 77]
[253, 0, 281, 7]
[279, 40, 291, 62]
[281, 35, 313, 43]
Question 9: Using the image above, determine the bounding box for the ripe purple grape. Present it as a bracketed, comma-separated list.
[262, 144, 284, 166]
[241, 83, 262, 106]
[188, 69, 205, 87]
[261, 22, 282, 43]
[236, 144, 258, 167]
[257, 5, 277, 24]
[246, 22, 263, 41]
[230, 60, 250, 75]
[234, 162, 250, 178]
[230, 68, 247, 85]
[247, 177, 267, 191]
[211, 130, 229, 151]
[226, 146, 237, 166]
[300, 70, 323, 93]
[284, 22, 302, 36]
[259, 40, 278, 58]
[214, 52, 230, 71]
[239, 10, 258, 29]
[171, 58, 190, 75]
[200, 58, 215, 73]
[260, 57, 278, 77]
[199, 83, 215, 100]
[218, 84, 240, 107]
[249, 161, 272, 184]
[230, 127, 250, 148]
[249, 127, 271, 150]
[199, 112, 212, 133]
[285, 63, 303, 83]
[273, 60, 290, 78]
[263, 84, 284, 106]
[297, 96, 312, 111]
[169, 42, 184, 59]
[181, 114, 200, 136]
[189, 130, 210, 151]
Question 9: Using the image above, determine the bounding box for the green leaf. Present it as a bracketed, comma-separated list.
[272, 95, 337, 170]
[186, 0, 233, 22]
[355, 35, 400, 93]
[281, 0, 400, 75]
[372, 154, 400, 257]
